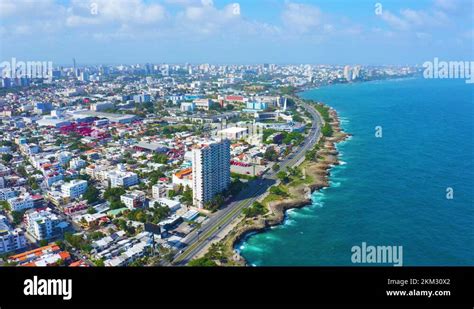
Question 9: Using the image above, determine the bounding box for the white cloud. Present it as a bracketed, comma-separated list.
[0, 0, 59, 17]
[67, 0, 167, 26]
[378, 2, 453, 32]
[174, 2, 243, 36]
[282, 2, 322, 33]
[380, 11, 410, 30]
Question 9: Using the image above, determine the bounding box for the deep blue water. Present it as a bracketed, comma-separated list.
[239, 78, 474, 266]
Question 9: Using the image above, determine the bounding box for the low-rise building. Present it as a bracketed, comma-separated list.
[152, 183, 173, 199]
[7, 194, 34, 212]
[120, 191, 146, 210]
[151, 198, 181, 212]
[61, 179, 88, 199]
[90, 101, 114, 111]
[193, 98, 212, 110]
[0, 188, 16, 201]
[24, 208, 68, 241]
[69, 157, 86, 170]
[218, 127, 249, 140]
[0, 215, 27, 254]
[172, 168, 192, 188]
[108, 166, 138, 188]
[8, 244, 71, 266]
[180, 102, 195, 112]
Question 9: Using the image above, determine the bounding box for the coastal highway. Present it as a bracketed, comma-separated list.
[171, 98, 322, 265]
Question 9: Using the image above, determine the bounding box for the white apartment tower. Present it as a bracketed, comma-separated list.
[192, 139, 231, 209]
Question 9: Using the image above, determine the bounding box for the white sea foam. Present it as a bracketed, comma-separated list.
[284, 218, 297, 226]
[339, 117, 350, 124]
[290, 211, 317, 219]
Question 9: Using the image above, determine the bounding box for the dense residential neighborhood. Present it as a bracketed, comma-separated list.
[0, 63, 415, 266]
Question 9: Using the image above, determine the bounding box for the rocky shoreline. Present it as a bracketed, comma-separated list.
[216, 101, 351, 266]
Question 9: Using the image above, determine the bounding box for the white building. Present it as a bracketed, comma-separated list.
[57, 151, 73, 165]
[180, 102, 195, 112]
[120, 191, 146, 210]
[0, 163, 11, 177]
[152, 198, 181, 212]
[36, 116, 71, 128]
[218, 127, 248, 140]
[7, 194, 34, 211]
[24, 208, 66, 241]
[44, 171, 63, 187]
[0, 188, 16, 201]
[90, 101, 114, 111]
[70, 157, 86, 170]
[152, 183, 173, 199]
[193, 98, 212, 110]
[0, 215, 27, 254]
[192, 139, 231, 208]
[108, 166, 139, 188]
[61, 179, 88, 199]
[172, 168, 193, 188]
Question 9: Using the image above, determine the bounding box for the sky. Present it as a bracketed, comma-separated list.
[0, 0, 472, 65]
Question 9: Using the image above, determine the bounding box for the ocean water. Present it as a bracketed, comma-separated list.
[239, 78, 474, 266]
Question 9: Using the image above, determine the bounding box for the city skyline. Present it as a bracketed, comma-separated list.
[1, 0, 472, 65]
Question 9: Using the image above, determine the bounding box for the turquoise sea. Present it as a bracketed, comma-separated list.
[239, 78, 474, 266]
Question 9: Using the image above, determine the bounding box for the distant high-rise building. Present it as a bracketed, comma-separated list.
[343, 65, 361, 82]
[343, 65, 352, 81]
[352, 65, 361, 80]
[79, 71, 89, 81]
[192, 139, 231, 209]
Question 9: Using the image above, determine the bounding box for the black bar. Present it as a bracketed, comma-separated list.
[0, 267, 472, 306]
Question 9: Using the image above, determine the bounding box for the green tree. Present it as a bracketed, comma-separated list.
[1, 154, 13, 163]
[168, 190, 177, 199]
[0, 201, 11, 211]
[110, 200, 126, 210]
[27, 177, 39, 190]
[151, 203, 171, 223]
[180, 187, 193, 206]
[204, 194, 225, 212]
[11, 210, 25, 225]
[17, 166, 27, 177]
[321, 123, 333, 137]
[93, 259, 105, 267]
[152, 153, 169, 164]
[264, 147, 279, 162]
[277, 171, 289, 184]
[188, 257, 218, 266]
[243, 201, 267, 218]
[269, 186, 287, 197]
[83, 186, 100, 204]
[104, 187, 126, 202]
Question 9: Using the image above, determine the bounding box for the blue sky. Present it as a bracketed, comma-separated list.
[0, 0, 472, 65]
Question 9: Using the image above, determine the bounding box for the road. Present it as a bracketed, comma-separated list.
[171, 97, 322, 265]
